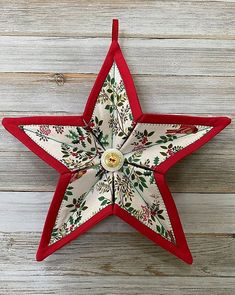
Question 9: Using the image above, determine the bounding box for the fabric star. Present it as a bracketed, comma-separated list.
[2, 19, 231, 264]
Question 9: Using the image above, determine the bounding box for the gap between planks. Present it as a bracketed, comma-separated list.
[0, 37, 234, 75]
[0, 0, 234, 41]
[0, 72, 235, 78]
[0, 33, 235, 41]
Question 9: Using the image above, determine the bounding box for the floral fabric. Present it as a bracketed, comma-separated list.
[121, 123, 212, 169]
[50, 167, 112, 245]
[114, 166, 175, 243]
[20, 62, 211, 246]
[21, 125, 102, 171]
[88, 62, 134, 149]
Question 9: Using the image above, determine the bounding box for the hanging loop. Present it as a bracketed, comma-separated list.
[112, 19, 119, 42]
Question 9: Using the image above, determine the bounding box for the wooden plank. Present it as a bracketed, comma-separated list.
[0, 139, 234, 193]
[0, 1, 234, 39]
[0, 192, 234, 234]
[1, 275, 234, 295]
[0, 37, 234, 75]
[167, 152, 235, 193]
[0, 73, 234, 114]
[0, 233, 234, 279]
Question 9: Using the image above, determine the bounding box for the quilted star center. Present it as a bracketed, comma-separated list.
[101, 148, 124, 172]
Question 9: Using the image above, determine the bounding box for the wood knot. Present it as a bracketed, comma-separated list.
[54, 73, 65, 86]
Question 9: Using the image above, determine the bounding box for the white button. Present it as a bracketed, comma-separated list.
[101, 148, 124, 172]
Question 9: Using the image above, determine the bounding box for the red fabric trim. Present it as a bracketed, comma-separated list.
[114, 171, 193, 264]
[139, 113, 231, 127]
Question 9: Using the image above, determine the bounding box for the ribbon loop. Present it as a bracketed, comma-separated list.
[112, 19, 119, 42]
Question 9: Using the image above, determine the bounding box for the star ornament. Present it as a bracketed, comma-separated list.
[2, 19, 231, 264]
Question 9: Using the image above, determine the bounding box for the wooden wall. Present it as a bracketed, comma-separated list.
[0, 1, 234, 294]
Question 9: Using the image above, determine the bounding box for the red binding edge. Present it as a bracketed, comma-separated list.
[2, 19, 231, 263]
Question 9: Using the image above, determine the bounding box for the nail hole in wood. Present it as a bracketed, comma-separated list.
[54, 73, 65, 86]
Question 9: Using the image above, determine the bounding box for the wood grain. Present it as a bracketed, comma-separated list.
[0, 37, 234, 75]
[1, 275, 234, 295]
[0, 1, 234, 293]
[0, 233, 234, 277]
[0, 0, 234, 39]
[0, 233, 234, 294]
[0, 73, 235, 114]
[0, 192, 234, 234]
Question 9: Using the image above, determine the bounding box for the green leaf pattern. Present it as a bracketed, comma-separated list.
[88, 62, 134, 149]
[21, 125, 102, 171]
[50, 167, 112, 245]
[121, 123, 212, 169]
[114, 165, 175, 243]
